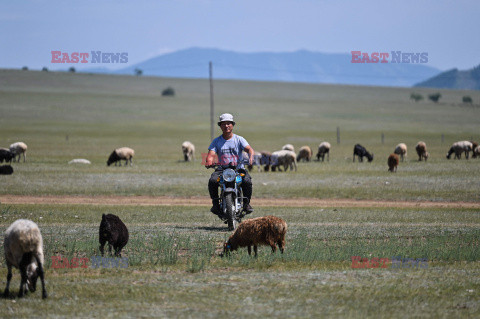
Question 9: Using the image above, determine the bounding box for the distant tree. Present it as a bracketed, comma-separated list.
[462, 96, 473, 104]
[21, 66, 28, 71]
[42, 67, 49, 72]
[410, 93, 423, 102]
[162, 87, 175, 96]
[134, 68, 143, 76]
[428, 93, 441, 103]
[68, 67, 76, 73]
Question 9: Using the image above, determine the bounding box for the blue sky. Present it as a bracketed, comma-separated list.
[1, 0, 479, 71]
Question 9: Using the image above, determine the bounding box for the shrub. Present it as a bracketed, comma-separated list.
[162, 87, 175, 97]
[462, 96, 473, 104]
[410, 93, 423, 102]
[428, 93, 441, 103]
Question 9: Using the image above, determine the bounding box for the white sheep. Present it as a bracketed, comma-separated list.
[271, 150, 297, 172]
[415, 141, 429, 161]
[446, 141, 473, 160]
[181, 141, 195, 162]
[296, 146, 312, 162]
[316, 142, 331, 162]
[394, 143, 407, 162]
[282, 144, 295, 153]
[9, 142, 28, 163]
[68, 159, 91, 164]
[107, 147, 135, 166]
[3, 219, 47, 299]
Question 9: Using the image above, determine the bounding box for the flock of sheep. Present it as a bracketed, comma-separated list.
[0, 142, 27, 174]
[182, 139, 480, 174]
[3, 213, 287, 299]
[2, 139, 477, 174]
[2, 137, 479, 299]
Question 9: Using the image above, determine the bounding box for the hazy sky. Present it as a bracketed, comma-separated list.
[1, 0, 479, 72]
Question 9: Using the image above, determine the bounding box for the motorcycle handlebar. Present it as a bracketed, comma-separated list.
[206, 162, 242, 169]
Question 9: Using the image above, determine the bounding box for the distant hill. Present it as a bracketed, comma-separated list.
[414, 65, 480, 90]
[82, 48, 441, 88]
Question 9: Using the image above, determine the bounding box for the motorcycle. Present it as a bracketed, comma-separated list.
[207, 163, 247, 231]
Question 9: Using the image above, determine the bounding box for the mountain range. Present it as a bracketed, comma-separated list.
[414, 65, 480, 90]
[80, 47, 476, 89]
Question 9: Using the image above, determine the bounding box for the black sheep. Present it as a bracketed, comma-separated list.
[0, 148, 14, 163]
[0, 165, 13, 175]
[353, 144, 374, 162]
[99, 214, 129, 257]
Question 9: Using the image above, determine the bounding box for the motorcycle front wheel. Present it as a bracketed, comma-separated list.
[224, 193, 238, 231]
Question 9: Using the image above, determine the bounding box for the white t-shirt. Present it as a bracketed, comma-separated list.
[208, 134, 249, 167]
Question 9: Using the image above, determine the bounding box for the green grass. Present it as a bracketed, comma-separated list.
[0, 204, 479, 317]
[1, 70, 480, 317]
[1, 70, 480, 201]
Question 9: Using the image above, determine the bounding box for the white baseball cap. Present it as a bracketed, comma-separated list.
[218, 113, 235, 126]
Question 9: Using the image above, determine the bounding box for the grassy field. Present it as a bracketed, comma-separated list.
[1, 69, 480, 201]
[0, 69, 479, 317]
[0, 204, 479, 318]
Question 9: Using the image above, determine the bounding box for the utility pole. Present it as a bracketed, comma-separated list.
[209, 61, 214, 141]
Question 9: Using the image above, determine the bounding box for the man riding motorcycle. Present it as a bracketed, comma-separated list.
[205, 113, 255, 216]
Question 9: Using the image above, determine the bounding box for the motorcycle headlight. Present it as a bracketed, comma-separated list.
[222, 168, 236, 182]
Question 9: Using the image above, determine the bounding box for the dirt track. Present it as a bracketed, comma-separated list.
[1, 195, 479, 209]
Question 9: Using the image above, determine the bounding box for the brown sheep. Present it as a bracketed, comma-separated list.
[296, 146, 312, 162]
[415, 141, 429, 161]
[388, 153, 399, 172]
[223, 216, 287, 257]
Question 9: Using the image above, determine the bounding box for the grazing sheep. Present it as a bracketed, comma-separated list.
[394, 143, 407, 162]
[9, 142, 27, 163]
[244, 151, 262, 172]
[68, 159, 91, 164]
[296, 146, 312, 162]
[473, 145, 480, 159]
[282, 144, 295, 153]
[446, 141, 473, 160]
[99, 214, 129, 257]
[0, 165, 14, 175]
[3, 219, 47, 299]
[353, 144, 374, 162]
[415, 142, 429, 161]
[388, 153, 399, 172]
[107, 147, 135, 166]
[271, 150, 297, 172]
[0, 148, 14, 163]
[316, 142, 331, 162]
[223, 216, 287, 257]
[181, 141, 195, 162]
[471, 141, 479, 158]
[260, 151, 273, 172]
